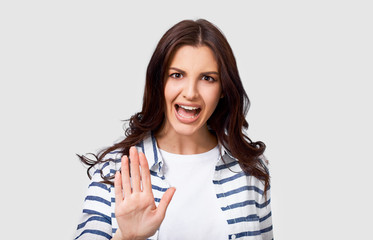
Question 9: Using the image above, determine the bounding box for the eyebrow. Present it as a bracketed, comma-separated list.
[169, 67, 219, 76]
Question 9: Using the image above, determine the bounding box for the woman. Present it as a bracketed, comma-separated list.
[76, 19, 273, 240]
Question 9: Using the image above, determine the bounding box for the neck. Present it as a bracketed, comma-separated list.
[155, 126, 218, 155]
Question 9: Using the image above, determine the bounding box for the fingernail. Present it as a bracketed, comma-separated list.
[130, 146, 136, 153]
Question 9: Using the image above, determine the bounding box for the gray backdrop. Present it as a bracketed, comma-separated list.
[1, 1, 372, 239]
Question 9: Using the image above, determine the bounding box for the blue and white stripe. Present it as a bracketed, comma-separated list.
[75, 133, 274, 240]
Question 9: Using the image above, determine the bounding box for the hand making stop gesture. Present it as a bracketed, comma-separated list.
[113, 147, 176, 240]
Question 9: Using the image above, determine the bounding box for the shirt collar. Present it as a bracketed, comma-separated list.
[137, 132, 239, 174]
[136, 132, 163, 174]
[218, 142, 238, 162]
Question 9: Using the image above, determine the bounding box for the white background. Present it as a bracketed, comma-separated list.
[1, 1, 372, 239]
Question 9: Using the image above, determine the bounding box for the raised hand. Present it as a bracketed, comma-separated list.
[113, 147, 176, 240]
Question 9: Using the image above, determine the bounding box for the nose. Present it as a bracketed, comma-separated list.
[182, 79, 199, 100]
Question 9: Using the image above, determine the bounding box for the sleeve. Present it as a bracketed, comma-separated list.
[257, 156, 274, 240]
[257, 186, 274, 240]
[75, 163, 113, 240]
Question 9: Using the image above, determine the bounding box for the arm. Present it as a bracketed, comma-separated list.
[112, 147, 175, 240]
[256, 156, 274, 240]
[75, 164, 113, 240]
[258, 187, 274, 240]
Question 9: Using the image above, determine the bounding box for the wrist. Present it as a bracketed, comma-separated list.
[112, 228, 124, 240]
[114, 229, 145, 240]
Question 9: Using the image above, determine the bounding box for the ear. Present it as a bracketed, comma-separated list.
[220, 93, 224, 98]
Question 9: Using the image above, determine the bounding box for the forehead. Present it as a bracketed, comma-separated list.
[168, 45, 218, 71]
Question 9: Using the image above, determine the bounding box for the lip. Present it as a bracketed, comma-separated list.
[175, 102, 202, 108]
[174, 103, 202, 124]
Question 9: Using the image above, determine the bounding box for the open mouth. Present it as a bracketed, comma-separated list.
[175, 104, 201, 119]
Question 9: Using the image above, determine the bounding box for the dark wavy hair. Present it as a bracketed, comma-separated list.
[78, 19, 269, 192]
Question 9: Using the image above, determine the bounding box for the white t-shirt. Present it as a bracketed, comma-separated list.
[158, 145, 229, 240]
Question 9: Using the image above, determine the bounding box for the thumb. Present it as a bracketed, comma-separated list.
[156, 187, 176, 219]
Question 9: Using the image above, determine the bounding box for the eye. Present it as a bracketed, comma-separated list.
[202, 75, 216, 82]
[170, 73, 183, 79]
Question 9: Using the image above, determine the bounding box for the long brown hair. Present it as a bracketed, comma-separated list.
[78, 19, 269, 192]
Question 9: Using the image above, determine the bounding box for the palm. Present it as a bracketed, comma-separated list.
[116, 192, 159, 238]
[114, 147, 175, 240]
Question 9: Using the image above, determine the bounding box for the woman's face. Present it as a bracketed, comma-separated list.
[162, 45, 222, 137]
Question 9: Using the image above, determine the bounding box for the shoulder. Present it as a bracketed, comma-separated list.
[89, 150, 122, 181]
[258, 154, 270, 174]
[218, 150, 270, 191]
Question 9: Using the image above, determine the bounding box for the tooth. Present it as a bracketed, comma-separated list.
[180, 105, 198, 110]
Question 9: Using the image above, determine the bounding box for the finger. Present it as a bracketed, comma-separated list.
[121, 155, 132, 196]
[130, 146, 141, 192]
[157, 187, 176, 219]
[139, 152, 151, 193]
[114, 171, 123, 204]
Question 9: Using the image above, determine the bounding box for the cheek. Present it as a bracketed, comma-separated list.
[164, 81, 179, 107]
[204, 88, 222, 111]
[163, 82, 172, 102]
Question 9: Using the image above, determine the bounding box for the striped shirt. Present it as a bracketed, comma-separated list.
[75, 133, 274, 240]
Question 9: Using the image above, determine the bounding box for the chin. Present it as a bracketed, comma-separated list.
[173, 127, 198, 136]
[170, 121, 207, 137]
